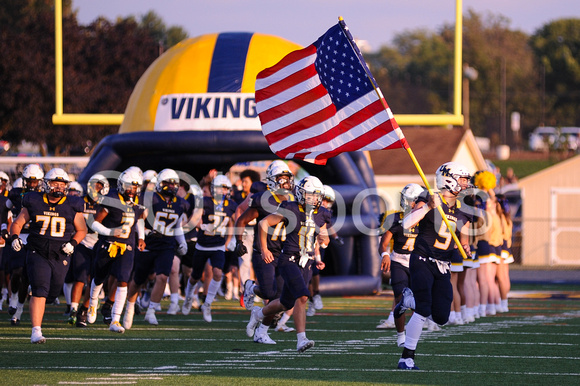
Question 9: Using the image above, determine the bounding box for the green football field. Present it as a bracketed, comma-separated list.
[1, 284, 579, 386]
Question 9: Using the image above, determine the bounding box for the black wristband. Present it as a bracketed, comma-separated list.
[69, 239, 78, 247]
[10, 234, 19, 242]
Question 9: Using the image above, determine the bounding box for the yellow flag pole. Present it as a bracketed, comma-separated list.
[338, 16, 468, 260]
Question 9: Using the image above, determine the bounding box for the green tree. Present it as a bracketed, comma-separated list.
[529, 18, 580, 127]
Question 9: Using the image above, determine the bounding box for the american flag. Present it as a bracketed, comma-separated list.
[255, 20, 408, 165]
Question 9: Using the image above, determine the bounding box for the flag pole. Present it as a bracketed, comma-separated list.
[337, 17, 468, 260]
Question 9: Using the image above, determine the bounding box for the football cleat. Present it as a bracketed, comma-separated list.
[192, 294, 200, 310]
[11, 305, 24, 326]
[31, 329, 46, 344]
[312, 294, 324, 310]
[87, 305, 97, 324]
[297, 339, 315, 353]
[76, 307, 88, 328]
[101, 302, 112, 326]
[376, 319, 396, 329]
[306, 300, 316, 317]
[246, 306, 262, 338]
[254, 332, 276, 344]
[140, 292, 151, 309]
[242, 280, 255, 310]
[274, 323, 295, 333]
[271, 311, 283, 329]
[144, 308, 158, 325]
[201, 302, 212, 323]
[167, 302, 180, 315]
[394, 287, 415, 319]
[427, 319, 442, 331]
[67, 308, 77, 326]
[397, 357, 419, 370]
[109, 321, 125, 333]
[182, 296, 193, 315]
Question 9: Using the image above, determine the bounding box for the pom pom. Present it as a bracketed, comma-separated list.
[473, 170, 496, 190]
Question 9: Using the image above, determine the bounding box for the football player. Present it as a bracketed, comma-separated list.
[246, 176, 331, 353]
[0, 172, 11, 309]
[123, 168, 188, 328]
[68, 173, 109, 327]
[10, 168, 87, 343]
[182, 174, 237, 323]
[5, 164, 44, 325]
[393, 162, 472, 370]
[87, 167, 146, 333]
[377, 183, 423, 346]
[235, 161, 296, 341]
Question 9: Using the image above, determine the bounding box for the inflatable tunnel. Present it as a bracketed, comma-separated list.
[79, 32, 382, 296]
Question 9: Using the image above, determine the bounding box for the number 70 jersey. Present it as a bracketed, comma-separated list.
[23, 192, 84, 241]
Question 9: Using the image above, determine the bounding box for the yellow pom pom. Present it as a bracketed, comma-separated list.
[473, 170, 496, 190]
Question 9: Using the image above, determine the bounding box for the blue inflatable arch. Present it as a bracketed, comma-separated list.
[79, 130, 382, 296]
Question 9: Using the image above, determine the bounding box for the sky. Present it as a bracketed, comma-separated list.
[74, 0, 580, 51]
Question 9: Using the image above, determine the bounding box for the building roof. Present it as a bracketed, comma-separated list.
[369, 127, 470, 176]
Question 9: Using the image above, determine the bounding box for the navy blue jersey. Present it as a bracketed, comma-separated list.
[249, 190, 294, 255]
[412, 194, 471, 262]
[8, 187, 25, 218]
[97, 190, 145, 245]
[144, 192, 188, 250]
[23, 192, 84, 242]
[277, 201, 332, 257]
[197, 196, 237, 248]
[387, 212, 419, 254]
[182, 192, 199, 240]
[0, 194, 9, 228]
[80, 195, 101, 248]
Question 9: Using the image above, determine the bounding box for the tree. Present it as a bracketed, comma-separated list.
[0, 3, 187, 155]
[530, 18, 580, 127]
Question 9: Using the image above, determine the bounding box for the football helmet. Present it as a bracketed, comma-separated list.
[143, 169, 158, 184]
[156, 168, 180, 197]
[87, 173, 110, 200]
[295, 176, 324, 208]
[211, 175, 232, 199]
[266, 160, 294, 193]
[43, 168, 70, 198]
[12, 177, 23, 189]
[323, 185, 335, 203]
[68, 181, 84, 196]
[0, 171, 9, 183]
[118, 167, 143, 201]
[22, 164, 44, 192]
[400, 183, 424, 210]
[435, 162, 471, 194]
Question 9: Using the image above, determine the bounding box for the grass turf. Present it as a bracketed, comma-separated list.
[1, 284, 579, 385]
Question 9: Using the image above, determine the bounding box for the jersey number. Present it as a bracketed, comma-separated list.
[36, 215, 66, 238]
[433, 220, 455, 250]
[118, 215, 135, 239]
[153, 212, 179, 236]
[298, 225, 316, 254]
[270, 222, 287, 242]
[206, 213, 228, 237]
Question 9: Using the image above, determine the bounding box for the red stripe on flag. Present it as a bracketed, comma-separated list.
[256, 46, 316, 80]
[269, 99, 385, 155]
[257, 82, 328, 126]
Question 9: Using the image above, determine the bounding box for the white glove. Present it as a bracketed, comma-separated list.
[61, 242, 75, 256]
[299, 254, 310, 268]
[226, 237, 236, 252]
[177, 242, 187, 256]
[11, 237, 23, 252]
